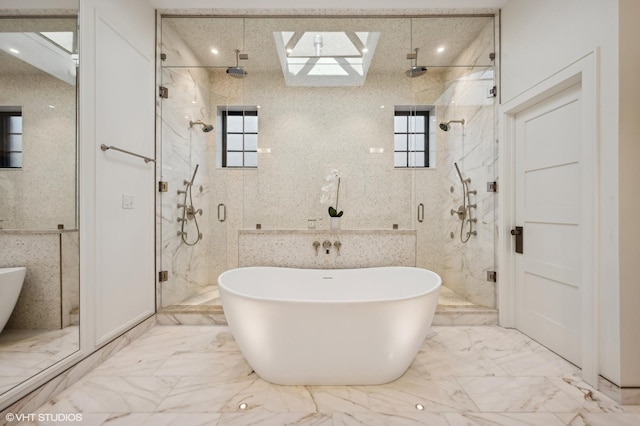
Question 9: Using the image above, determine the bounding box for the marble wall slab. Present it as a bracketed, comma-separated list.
[158, 23, 215, 307]
[238, 230, 416, 269]
[437, 21, 497, 309]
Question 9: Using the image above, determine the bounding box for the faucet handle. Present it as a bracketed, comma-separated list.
[312, 241, 320, 256]
[333, 240, 341, 256]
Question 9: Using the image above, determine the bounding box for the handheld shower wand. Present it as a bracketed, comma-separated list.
[177, 164, 203, 246]
[452, 162, 477, 243]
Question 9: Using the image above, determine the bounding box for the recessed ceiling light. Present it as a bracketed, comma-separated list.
[9, 48, 19, 54]
[211, 48, 219, 55]
[415, 403, 425, 411]
[48, 105, 56, 109]
[362, 48, 369, 53]
[437, 46, 445, 53]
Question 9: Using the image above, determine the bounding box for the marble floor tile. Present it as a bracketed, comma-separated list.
[411, 348, 508, 377]
[444, 412, 566, 425]
[362, 377, 479, 413]
[155, 375, 262, 413]
[555, 412, 640, 425]
[457, 376, 583, 413]
[485, 349, 580, 377]
[37, 376, 180, 414]
[333, 411, 449, 425]
[307, 386, 371, 413]
[23, 325, 636, 426]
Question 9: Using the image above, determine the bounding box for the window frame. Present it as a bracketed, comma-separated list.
[0, 109, 23, 169]
[221, 109, 258, 169]
[393, 108, 430, 169]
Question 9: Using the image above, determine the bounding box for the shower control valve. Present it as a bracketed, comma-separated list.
[322, 240, 332, 254]
[333, 241, 342, 256]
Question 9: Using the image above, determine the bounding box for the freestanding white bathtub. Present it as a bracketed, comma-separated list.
[218, 266, 441, 385]
[0, 267, 26, 333]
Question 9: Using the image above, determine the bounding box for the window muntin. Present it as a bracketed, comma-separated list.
[394, 110, 429, 168]
[222, 110, 258, 168]
[0, 110, 23, 169]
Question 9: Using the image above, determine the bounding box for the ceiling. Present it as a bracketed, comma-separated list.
[162, 16, 494, 78]
[150, 0, 507, 11]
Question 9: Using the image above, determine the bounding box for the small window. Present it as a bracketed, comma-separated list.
[221, 109, 258, 168]
[0, 108, 23, 169]
[394, 108, 430, 168]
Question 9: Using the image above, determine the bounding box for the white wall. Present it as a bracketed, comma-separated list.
[501, 0, 640, 387]
[618, 0, 640, 389]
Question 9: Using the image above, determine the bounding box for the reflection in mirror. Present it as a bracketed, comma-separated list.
[0, 16, 79, 398]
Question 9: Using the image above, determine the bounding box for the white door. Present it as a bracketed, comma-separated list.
[514, 83, 582, 366]
[82, 0, 156, 345]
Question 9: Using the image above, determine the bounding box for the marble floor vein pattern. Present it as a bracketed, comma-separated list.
[19, 325, 640, 425]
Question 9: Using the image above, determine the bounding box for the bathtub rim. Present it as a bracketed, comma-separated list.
[0, 266, 27, 276]
[218, 266, 442, 305]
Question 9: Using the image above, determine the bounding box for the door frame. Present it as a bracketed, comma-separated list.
[498, 51, 600, 386]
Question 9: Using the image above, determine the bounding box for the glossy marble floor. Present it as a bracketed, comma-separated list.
[24, 325, 640, 425]
[0, 326, 79, 395]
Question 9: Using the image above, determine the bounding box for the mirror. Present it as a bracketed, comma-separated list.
[0, 15, 79, 398]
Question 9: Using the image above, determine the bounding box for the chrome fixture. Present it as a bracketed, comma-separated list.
[405, 48, 427, 77]
[177, 164, 203, 246]
[452, 162, 477, 243]
[333, 241, 342, 256]
[417, 203, 425, 223]
[322, 240, 332, 254]
[227, 49, 248, 78]
[313, 241, 321, 256]
[189, 120, 214, 132]
[100, 144, 155, 163]
[438, 119, 465, 132]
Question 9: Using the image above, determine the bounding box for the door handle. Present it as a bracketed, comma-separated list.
[217, 203, 226, 222]
[510, 226, 523, 254]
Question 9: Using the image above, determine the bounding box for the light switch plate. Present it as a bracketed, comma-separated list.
[122, 193, 134, 209]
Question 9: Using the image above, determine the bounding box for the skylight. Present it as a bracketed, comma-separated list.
[273, 31, 379, 87]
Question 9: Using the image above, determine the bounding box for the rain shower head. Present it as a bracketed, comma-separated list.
[406, 66, 428, 78]
[190, 120, 214, 133]
[227, 49, 248, 78]
[405, 48, 427, 78]
[439, 119, 465, 131]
